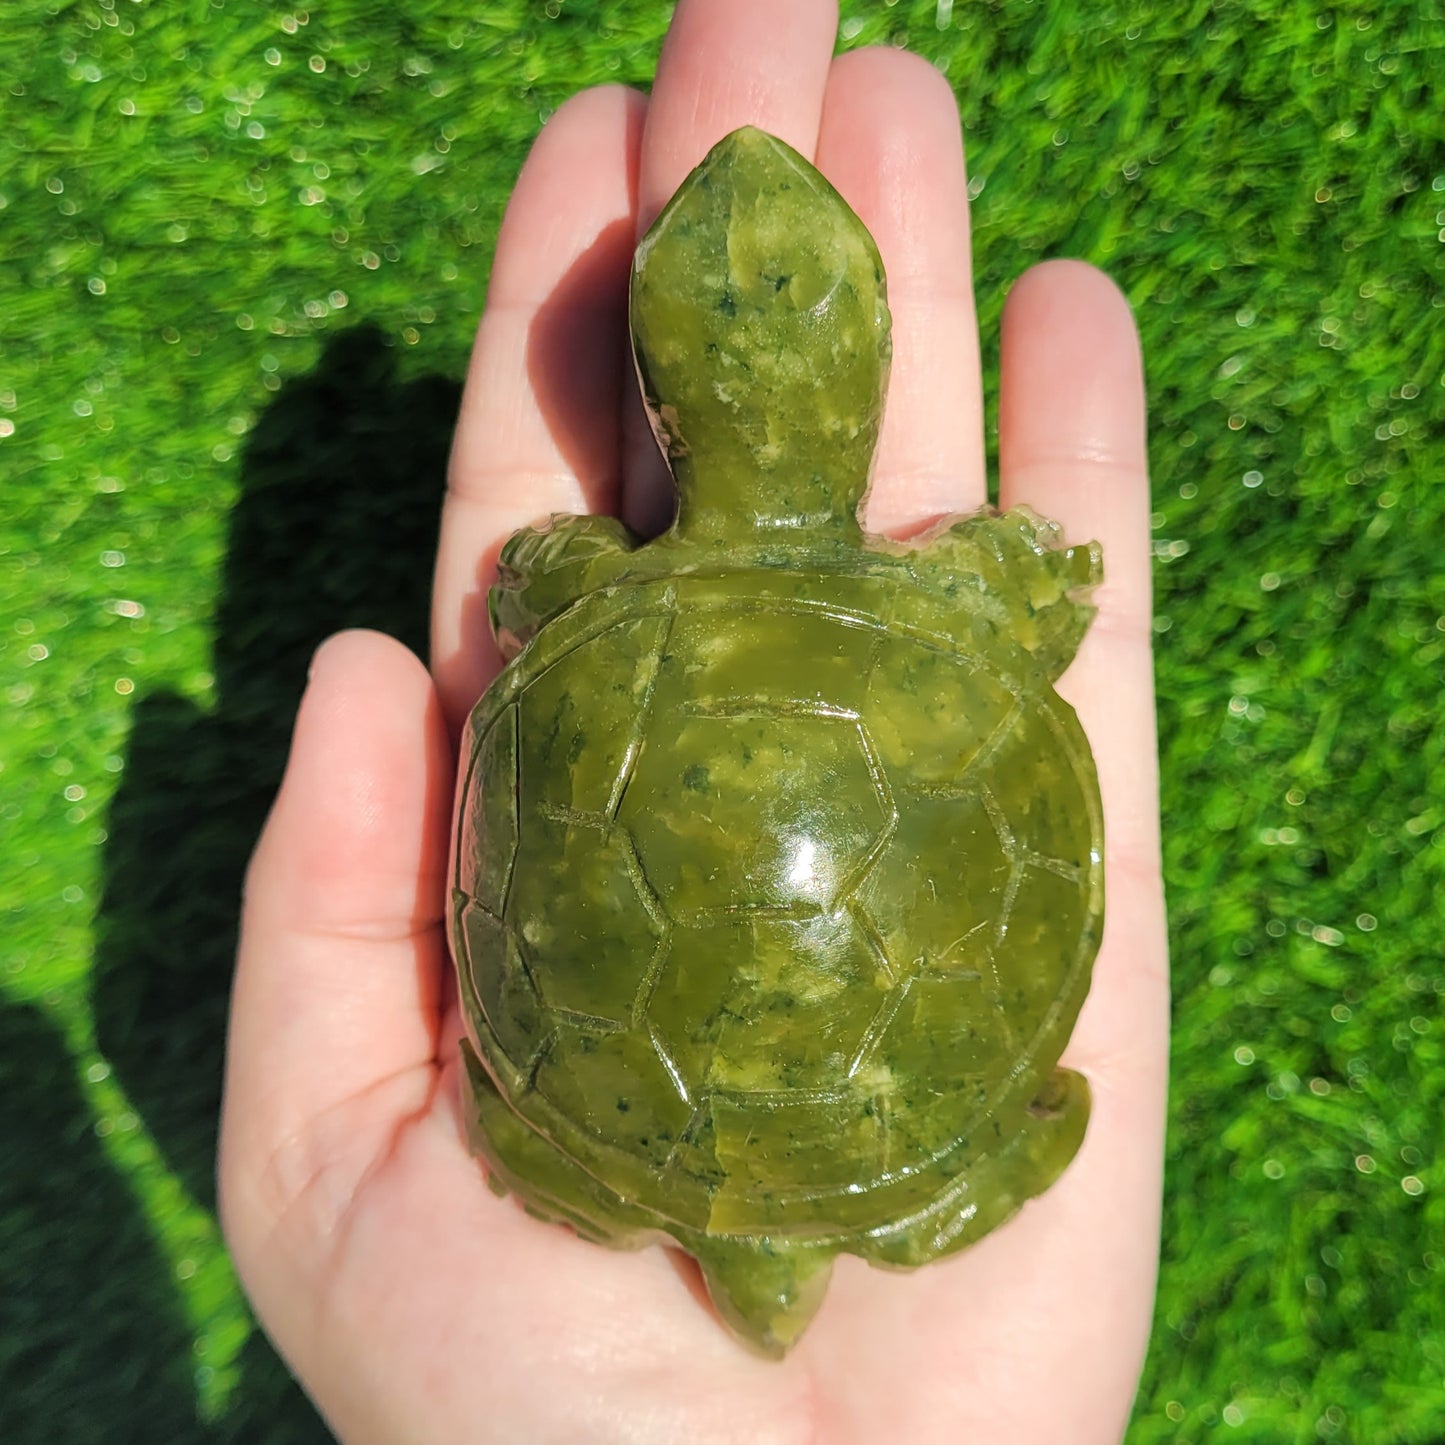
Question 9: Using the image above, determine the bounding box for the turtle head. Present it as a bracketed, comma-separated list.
[631, 128, 891, 545]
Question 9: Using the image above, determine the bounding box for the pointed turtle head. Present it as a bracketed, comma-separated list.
[631, 128, 891, 543]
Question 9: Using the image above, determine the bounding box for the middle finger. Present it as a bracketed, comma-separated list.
[621, 0, 842, 532]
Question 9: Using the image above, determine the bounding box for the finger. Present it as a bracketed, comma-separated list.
[621, 0, 841, 533]
[997, 259, 1168, 1066]
[994, 261, 1166, 1423]
[220, 631, 454, 1250]
[816, 47, 985, 536]
[434, 85, 647, 730]
[636, 0, 840, 230]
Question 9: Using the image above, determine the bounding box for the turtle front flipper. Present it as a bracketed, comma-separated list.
[915, 507, 1103, 682]
[693, 1237, 835, 1360]
[489, 513, 639, 659]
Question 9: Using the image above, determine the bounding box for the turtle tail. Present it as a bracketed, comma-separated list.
[691, 1236, 836, 1361]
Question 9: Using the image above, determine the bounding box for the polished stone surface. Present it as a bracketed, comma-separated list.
[453, 127, 1104, 1357]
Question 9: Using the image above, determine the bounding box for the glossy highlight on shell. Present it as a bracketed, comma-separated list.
[450, 127, 1104, 1357]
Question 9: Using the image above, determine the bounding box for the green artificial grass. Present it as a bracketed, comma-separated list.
[2, 0, 1441, 1439]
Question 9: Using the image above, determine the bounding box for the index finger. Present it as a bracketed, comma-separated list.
[432, 85, 646, 732]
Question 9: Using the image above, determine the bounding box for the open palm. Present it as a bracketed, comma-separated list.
[219, 2, 1168, 1440]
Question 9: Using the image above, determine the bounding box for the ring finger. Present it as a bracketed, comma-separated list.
[433, 85, 647, 729]
[816, 46, 985, 536]
[620, 0, 842, 533]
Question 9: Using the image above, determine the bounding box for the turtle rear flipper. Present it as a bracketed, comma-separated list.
[864, 1067, 1092, 1270]
[941, 1066, 1091, 1257]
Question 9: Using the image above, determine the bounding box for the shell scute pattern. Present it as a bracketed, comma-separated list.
[454, 577, 1101, 1231]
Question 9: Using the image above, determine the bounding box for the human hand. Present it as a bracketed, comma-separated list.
[219, 2, 1168, 1440]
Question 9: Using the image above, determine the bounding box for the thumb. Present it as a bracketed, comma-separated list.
[219, 629, 455, 1281]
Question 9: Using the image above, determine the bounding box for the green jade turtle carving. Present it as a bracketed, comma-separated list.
[450, 127, 1104, 1358]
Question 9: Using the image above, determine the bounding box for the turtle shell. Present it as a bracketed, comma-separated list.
[451, 560, 1103, 1348]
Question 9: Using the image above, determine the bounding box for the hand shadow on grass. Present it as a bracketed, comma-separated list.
[1, 997, 199, 1440]
[88, 323, 460, 1439]
[0, 996, 324, 1443]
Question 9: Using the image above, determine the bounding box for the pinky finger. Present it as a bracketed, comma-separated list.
[998, 259, 1150, 647]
